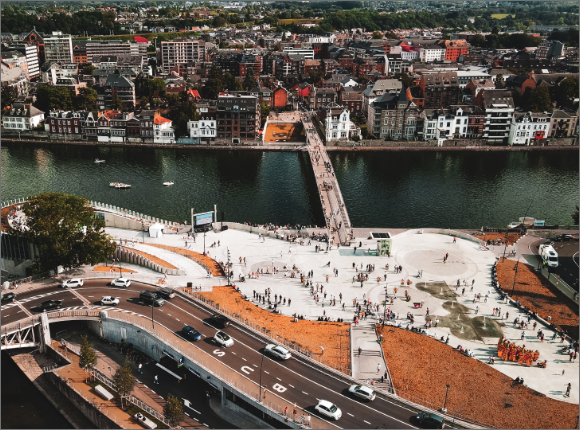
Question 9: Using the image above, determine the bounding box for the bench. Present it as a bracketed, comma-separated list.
[93, 384, 114, 401]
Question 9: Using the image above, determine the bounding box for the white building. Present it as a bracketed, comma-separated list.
[419, 45, 446, 63]
[325, 106, 361, 142]
[153, 115, 175, 144]
[43, 32, 73, 63]
[2, 103, 45, 131]
[508, 112, 551, 145]
[187, 118, 216, 143]
[282, 47, 314, 59]
[482, 90, 515, 144]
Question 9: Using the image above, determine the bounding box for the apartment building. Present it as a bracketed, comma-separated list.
[480, 90, 515, 144]
[419, 44, 446, 63]
[282, 46, 314, 59]
[188, 117, 217, 144]
[43, 32, 73, 63]
[325, 106, 361, 142]
[216, 94, 260, 141]
[367, 87, 420, 140]
[1, 51, 29, 79]
[104, 74, 136, 108]
[86, 40, 147, 63]
[2, 103, 44, 131]
[419, 72, 459, 109]
[10, 43, 39, 80]
[550, 109, 579, 138]
[508, 112, 551, 145]
[160, 38, 206, 74]
[440, 40, 469, 62]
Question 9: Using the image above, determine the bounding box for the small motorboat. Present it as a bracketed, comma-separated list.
[109, 182, 131, 189]
[95, 158, 105, 163]
[163, 181, 174, 186]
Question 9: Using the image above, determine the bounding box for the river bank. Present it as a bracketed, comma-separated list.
[1, 138, 578, 152]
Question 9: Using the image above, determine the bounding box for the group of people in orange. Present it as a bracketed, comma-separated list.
[497, 335, 543, 367]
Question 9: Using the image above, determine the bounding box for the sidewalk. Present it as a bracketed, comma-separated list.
[350, 323, 391, 392]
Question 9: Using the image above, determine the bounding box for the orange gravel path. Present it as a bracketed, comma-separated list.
[93, 266, 138, 274]
[376, 325, 577, 429]
[496, 257, 579, 339]
[198, 286, 350, 372]
[120, 246, 178, 270]
[475, 232, 524, 246]
[146, 244, 224, 276]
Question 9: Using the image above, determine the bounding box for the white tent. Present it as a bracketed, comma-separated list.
[149, 223, 164, 238]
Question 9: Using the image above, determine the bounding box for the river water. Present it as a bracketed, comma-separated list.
[1, 142, 578, 229]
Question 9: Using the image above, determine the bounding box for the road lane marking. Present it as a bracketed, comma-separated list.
[242, 358, 247, 361]
[231, 352, 236, 355]
[289, 384, 294, 388]
[253, 364, 258, 367]
[347, 413, 354, 417]
[155, 363, 182, 380]
[302, 391, 308, 395]
[176, 318, 180, 321]
[264, 370, 269, 374]
[364, 420, 371, 424]
[194, 418, 199, 422]
[184, 412, 190, 417]
[276, 377, 282, 381]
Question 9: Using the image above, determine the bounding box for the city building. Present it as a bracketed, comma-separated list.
[282, 46, 314, 59]
[104, 74, 136, 108]
[21, 29, 45, 64]
[2, 103, 44, 131]
[72, 40, 88, 65]
[419, 72, 459, 109]
[153, 115, 175, 144]
[43, 32, 73, 63]
[508, 112, 551, 145]
[549, 109, 579, 138]
[367, 87, 420, 140]
[324, 106, 361, 142]
[86, 40, 147, 63]
[479, 90, 515, 144]
[160, 38, 206, 74]
[440, 40, 469, 62]
[1, 51, 29, 79]
[419, 44, 446, 62]
[216, 94, 260, 141]
[187, 117, 216, 144]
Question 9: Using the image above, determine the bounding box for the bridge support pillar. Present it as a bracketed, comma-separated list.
[39, 312, 51, 353]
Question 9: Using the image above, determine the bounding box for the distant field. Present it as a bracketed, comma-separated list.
[491, 14, 515, 19]
[278, 18, 323, 25]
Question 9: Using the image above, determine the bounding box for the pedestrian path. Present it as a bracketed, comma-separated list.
[350, 323, 393, 393]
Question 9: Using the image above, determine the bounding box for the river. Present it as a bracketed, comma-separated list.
[1, 142, 578, 229]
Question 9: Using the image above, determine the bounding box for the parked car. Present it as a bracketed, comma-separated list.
[61, 278, 83, 288]
[39, 300, 63, 310]
[110, 278, 131, 288]
[213, 331, 234, 348]
[314, 400, 341, 420]
[553, 234, 576, 242]
[264, 344, 291, 360]
[1, 292, 16, 303]
[100, 296, 120, 306]
[208, 314, 230, 328]
[182, 325, 202, 342]
[348, 384, 376, 401]
[155, 287, 175, 300]
[416, 412, 444, 428]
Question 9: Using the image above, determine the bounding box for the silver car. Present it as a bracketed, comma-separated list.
[213, 331, 234, 348]
[110, 278, 131, 288]
[264, 344, 291, 360]
[314, 400, 342, 420]
[348, 384, 376, 401]
[100, 296, 120, 306]
[61, 278, 83, 288]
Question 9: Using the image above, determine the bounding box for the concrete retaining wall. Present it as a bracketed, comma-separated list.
[421, 228, 484, 245]
[88, 316, 302, 429]
[45, 371, 120, 429]
[102, 212, 146, 231]
[113, 247, 185, 276]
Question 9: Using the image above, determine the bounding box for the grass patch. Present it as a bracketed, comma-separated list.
[126, 405, 169, 429]
[278, 18, 322, 25]
[491, 13, 515, 19]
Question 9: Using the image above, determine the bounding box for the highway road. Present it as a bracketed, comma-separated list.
[2, 280, 422, 429]
[526, 237, 579, 290]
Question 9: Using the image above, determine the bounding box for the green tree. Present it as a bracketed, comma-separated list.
[111, 94, 124, 111]
[140, 96, 150, 108]
[201, 66, 224, 99]
[74, 87, 98, 111]
[260, 102, 271, 124]
[164, 92, 181, 108]
[242, 67, 258, 90]
[551, 77, 579, 109]
[83, 65, 97, 75]
[79, 335, 97, 372]
[167, 101, 199, 138]
[146, 78, 167, 98]
[523, 86, 552, 112]
[21, 193, 116, 273]
[35, 86, 73, 112]
[572, 205, 579, 225]
[1, 86, 18, 110]
[394, 73, 414, 88]
[163, 393, 183, 427]
[224, 73, 243, 91]
[282, 32, 286, 41]
[372, 30, 382, 39]
[113, 359, 135, 408]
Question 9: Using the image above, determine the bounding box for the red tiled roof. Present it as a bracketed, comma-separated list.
[154, 116, 171, 125]
[134, 36, 148, 43]
[187, 89, 201, 99]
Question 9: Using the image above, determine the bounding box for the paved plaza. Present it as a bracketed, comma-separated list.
[97, 225, 580, 405]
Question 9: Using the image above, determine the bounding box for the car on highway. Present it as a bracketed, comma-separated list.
[61, 278, 83, 288]
[264, 344, 291, 360]
[553, 234, 576, 242]
[39, 300, 63, 310]
[416, 412, 444, 428]
[1, 292, 16, 304]
[213, 331, 234, 348]
[100, 296, 120, 306]
[348, 384, 376, 401]
[110, 278, 131, 288]
[182, 325, 202, 342]
[139, 291, 165, 307]
[314, 400, 341, 420]
[155, 287, 175, 300]
[208, 314, 230, 328]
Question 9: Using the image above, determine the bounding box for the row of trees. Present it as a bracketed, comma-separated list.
[1, 9, 116, 35]
[34, 86, 99, 113]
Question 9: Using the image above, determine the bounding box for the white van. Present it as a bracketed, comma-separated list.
[540, 244, 559, 268]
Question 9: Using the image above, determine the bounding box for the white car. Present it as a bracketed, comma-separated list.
[213, 331, 234, 348]
[264, 344, 291, 360]
[62, 278, 83, 288]
[110, 278, 131, 288]
[314, 400, 342, 420]
[100, 296, 120, 306]
[348, 384, 376, 401]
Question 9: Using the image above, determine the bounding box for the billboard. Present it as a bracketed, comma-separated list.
[195, 212, 213, 226]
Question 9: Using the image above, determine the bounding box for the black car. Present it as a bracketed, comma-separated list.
[208, 314, 230, 328]
[1, 292, 16, 304]
[553, 234, 576, 242]
[155, 287, 176, 300]
[416, 412, 444, 429]
[39, 300, 63, 310]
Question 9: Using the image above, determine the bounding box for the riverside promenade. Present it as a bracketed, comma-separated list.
[301, 112, 352, 246]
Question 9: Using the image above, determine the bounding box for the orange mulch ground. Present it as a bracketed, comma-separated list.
[197, 286, 350, 372]
[376, 325, 577, 429]
[146, 244, 224, 276]
[474, 232, 524, 246]
[119, 246, 178, 270]
[496, 257, 579, 339]
[93, 266, 138, 274]
[264, 123, 305, 143]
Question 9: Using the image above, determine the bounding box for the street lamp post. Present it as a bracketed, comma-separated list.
[151, 303, 155, 330]
[442, 384, 450, 413]
[203, 230, 206, 255]
[258, 351, 265, 403]
[511, 258, 520, 296]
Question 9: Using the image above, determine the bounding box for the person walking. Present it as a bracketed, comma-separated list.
[138, 363, 143, 374]
[565, 383, 572, 397]
[307, 414, 311, 427]
[377, 363, 382, 374]
[461, 288, 465, 296]
[521, 331, 525, 341]
[154, 375, 159, 384]
[475, 306, 479, 315]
